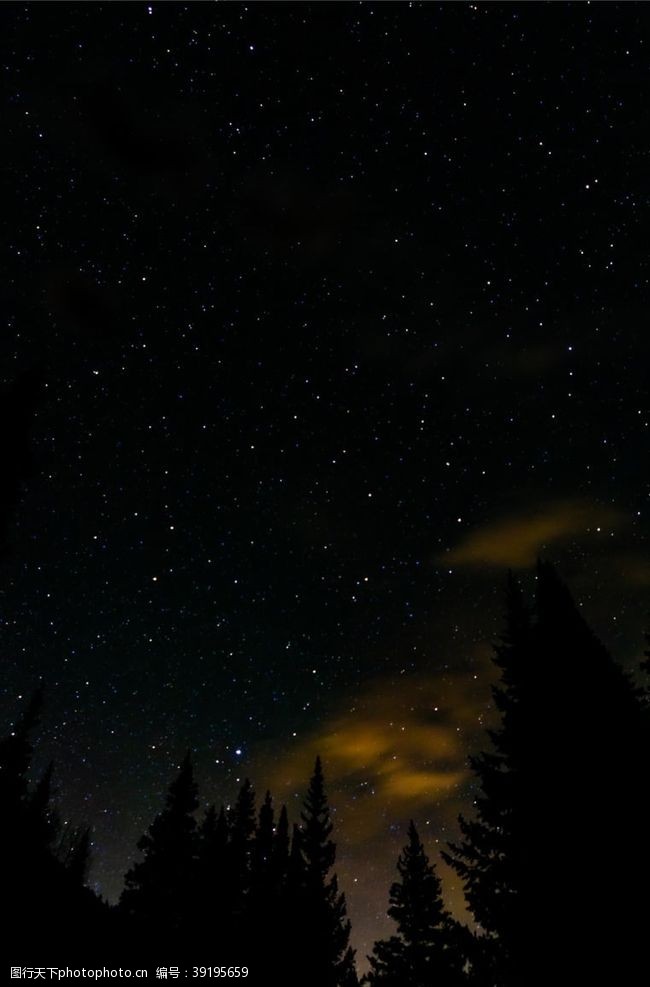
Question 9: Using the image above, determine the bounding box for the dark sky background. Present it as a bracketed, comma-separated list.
[2, 0, 649, 967]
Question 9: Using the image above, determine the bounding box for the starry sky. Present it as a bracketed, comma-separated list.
[2, 0, 649, 966]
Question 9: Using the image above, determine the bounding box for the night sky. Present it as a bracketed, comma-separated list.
[2, 0, 649, 966]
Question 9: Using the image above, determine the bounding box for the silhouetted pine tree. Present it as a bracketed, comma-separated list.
[296, 756, 358, 987]
[0, 686, 43, 810]
[195, 803, 230, 942]
[253, 790, 274, 888]
[1, 688, 50, 945]
[198, 803, 229, 876]
[288, 820, 305, 886]
[28, 760, 60, 851]
[272, 803, 290, 892]
[59, 824, 92, 885]
[1, 691, 105, 957]
[285, 818, 307, 942]
[55, 819, 104, 944]
[229, 778, 256, 897]
[249, 790, 280, 958]
[120, 751, 199, 950]
[444, 563, 648, 984]
[443, 572, 530, 983]
[533, 559, 646, 981]
[257, 801, 292, 962]
[1, 692, 60, 894]
[367, 821, 464, 987]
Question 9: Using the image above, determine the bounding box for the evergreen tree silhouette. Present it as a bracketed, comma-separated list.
[228, 778, 256, 903]
[272, 802, 291, 891]
[249, 790, 281, 960]
[296, 756, 358, 987]
[28, 760, 61, 851]
[1, 692, 59, 902]
[444, 562, 648, 984]
[285, 817, 307, 956]
[0, 686, 44, 809]
[229, 778, 256, 869]
[195, 803, 230, 943]
[120, 751, 199, 951]
[443, 571, 530, 983]
[198, 803, 229, 875]
[367, 821, 464, 987]
[253, 789, 275, 888]
[288, 819, 305, 890]
[533, 559, 646, 981]
[2, 688, 49, 947]
[1, 691, 105, 957]
[59, 824, 92, 885]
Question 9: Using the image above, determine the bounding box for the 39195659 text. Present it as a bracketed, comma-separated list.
[191, 968, 248, 978]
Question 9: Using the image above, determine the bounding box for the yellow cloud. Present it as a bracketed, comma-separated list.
[382, 769, 466, 800]
[265, 672, 481, 843]
[441, 499, 623, 568]
[255, 670, 487, 956]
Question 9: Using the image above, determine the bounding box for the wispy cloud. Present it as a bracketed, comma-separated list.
[265, 670, 481, 843]
[440, 499, 623, 568]
[258, 669, 487, 956]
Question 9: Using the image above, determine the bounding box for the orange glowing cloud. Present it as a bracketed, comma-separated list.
[382, 769, 466, 800]
[256, 668, 488, 956]
[264, 671, 483, 844]
[440, 499, 623, 568]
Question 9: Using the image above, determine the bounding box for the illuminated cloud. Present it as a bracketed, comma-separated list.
[258, 668, 488, 959]
[266, 671, 481, 843]
[441, 499, 623, 568]
[382, 768, 466, 800]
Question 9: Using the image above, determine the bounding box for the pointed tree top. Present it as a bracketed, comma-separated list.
[200, 804, 217, 836]
[258, 790, 274, 828]
[165, 752, 199, 815]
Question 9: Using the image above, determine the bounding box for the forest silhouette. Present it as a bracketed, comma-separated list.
[3, 562, 648, 985]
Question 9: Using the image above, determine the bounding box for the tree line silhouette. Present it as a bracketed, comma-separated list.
[2, 561, 649, 984]
[2, 704, 356, 982]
